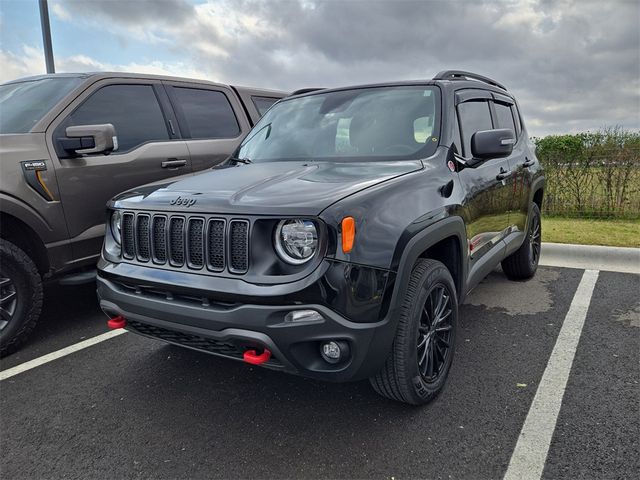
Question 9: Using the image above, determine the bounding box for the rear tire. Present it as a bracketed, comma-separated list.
[502, 203, 541, 280]
[370, 259, 457, 405]
[0, 239, 43, 356]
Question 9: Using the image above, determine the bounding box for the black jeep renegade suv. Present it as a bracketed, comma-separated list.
[97, 71, 544, 405]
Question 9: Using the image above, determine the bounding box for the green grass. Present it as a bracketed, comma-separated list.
[542, 217, 640, 248]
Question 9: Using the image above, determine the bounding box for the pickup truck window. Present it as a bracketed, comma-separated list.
[238, 86, 440, 162]
[252, 96, 279, 116]
[62, 84, 170, 153]
[0, 77, 84, 134]
[171, 87, 240, 139]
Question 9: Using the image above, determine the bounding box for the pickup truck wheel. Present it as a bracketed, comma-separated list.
[501, 203, 541, 280]
[0, 239, 43, 357]
[370, 259, 457, 405]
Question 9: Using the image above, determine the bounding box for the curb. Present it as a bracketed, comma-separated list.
[540, 242, 640, 274]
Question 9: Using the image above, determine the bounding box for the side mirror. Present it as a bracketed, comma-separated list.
[471, 128, 515, 160]
[60, 124, 117, 156]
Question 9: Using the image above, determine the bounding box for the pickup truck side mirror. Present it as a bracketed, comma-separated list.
[471, 128, 515, 160]
[59, 124, 117, 156]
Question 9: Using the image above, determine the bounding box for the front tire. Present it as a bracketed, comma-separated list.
[0, 239, 43, 356]
[370, 259, 457, 405]
[502, 203, 541, 280]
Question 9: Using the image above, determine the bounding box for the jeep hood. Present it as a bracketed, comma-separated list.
[111, 160, 422, 215]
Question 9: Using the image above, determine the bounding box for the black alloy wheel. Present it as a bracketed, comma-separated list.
[417, 283, 453, 383]
[529, 213, 541, 266]
[0, 275, 17, 331]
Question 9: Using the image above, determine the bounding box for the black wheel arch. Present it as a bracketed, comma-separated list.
[526, 175, 545, 234]
[530, 176, 545, 210]
[389, 215, 468, 311]
[0, 212, 49, 276]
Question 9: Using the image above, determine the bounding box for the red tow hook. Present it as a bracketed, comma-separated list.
[243, 348, 272, 365]
[107, 315, 127, 330]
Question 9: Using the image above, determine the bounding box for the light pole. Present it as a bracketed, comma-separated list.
[38, 0, 55, 73]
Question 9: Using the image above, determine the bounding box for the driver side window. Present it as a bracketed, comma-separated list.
[457, 100, 493, 158]
[56, 84, 170, 156]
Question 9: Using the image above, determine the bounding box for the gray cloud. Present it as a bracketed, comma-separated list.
[59, 0, 195, 26]
[55, 0, 639, 136]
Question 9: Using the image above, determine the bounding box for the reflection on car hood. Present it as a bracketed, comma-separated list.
[111, 160, 423, 215]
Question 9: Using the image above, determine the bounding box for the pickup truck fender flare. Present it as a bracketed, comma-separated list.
[0, 193, 54, 242]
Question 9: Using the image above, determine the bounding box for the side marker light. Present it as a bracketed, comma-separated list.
[341, 216, 355, 253]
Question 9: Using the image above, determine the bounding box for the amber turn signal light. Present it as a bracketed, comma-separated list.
[341, 216, 355, 253]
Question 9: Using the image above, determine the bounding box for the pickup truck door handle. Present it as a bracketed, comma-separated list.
[161, 159, 187, 169]
[496, 169, 513, 181]
[522, 158, 535, 168]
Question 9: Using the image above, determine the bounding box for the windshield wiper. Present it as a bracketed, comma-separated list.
[227, 156, 253, 165]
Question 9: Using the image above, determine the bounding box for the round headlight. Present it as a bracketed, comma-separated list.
[275, 219, 318, 265]
[111, 210, 122, 245]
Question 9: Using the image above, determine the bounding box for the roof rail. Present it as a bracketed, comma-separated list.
[290, 88, 325, 96]
[433, 70, 507, 90]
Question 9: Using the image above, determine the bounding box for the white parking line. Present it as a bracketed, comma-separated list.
[0, 329, 127, 381]
[503, 269, 599, 480]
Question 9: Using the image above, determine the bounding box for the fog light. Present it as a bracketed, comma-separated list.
[284, 310, 323, 323]
[320, 340, 350, 364]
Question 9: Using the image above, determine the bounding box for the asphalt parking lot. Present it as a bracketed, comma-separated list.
[1, 266, 638, 480]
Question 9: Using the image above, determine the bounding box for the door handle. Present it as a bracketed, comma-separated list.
[496, 169, 513, 180]
[161, 159, 187, 169]
[522, 158, 535, 168]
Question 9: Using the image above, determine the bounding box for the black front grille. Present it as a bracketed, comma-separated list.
[229, 220, 249, 273]
[127, 320, 244, 359]
[127, 320, 283, 368]
[207, 219, 225, 271]
[122, 213, 135, 259]
[119, 212, 249, 275]
[136, 215, 151, 261]
[152, 216, 167, 263]
[169, 217, 185, 265]
[188, 218, 204, 268]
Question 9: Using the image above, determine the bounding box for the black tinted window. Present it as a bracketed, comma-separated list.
[172, 87, 240, 139]
[511, 105, 522, 137]
[457, 100, 492, 157]
[252, 96, 279, 116]
[66, 84, 169, 152]
[494, 102, 516, 134]
[452, 110, 463, 155]
[0, 77, 84, 134]
[238, 86, 440, 163]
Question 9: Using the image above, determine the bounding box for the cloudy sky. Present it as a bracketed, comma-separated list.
[1, 0, 638, 136]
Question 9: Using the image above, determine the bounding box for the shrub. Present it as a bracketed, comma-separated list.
[533, 127, 640, 219]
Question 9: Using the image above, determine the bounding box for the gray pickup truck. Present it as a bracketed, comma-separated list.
[0, 72, 287, 355]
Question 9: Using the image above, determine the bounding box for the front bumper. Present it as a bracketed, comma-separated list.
[97, 261, 397, 382]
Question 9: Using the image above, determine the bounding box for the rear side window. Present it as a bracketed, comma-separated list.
[252, 96, 279, 116]
[494, 102, 516, 135]
[172, 87, 240, 139]
[511, 104, 523, 137]
[457, 100, 492, 157]
[63, 84, 169, 152]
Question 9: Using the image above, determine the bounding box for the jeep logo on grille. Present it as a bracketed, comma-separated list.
[170, 196, 197, 207]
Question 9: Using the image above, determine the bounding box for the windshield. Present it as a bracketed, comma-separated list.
[237, 85, 440, 162]
[0, 77, 84, 134]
